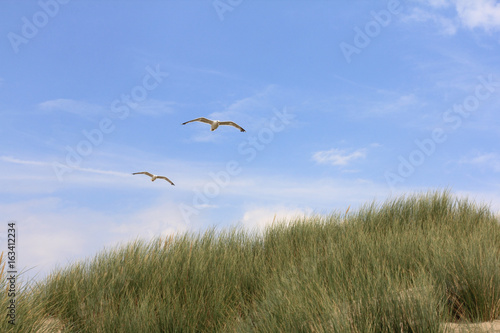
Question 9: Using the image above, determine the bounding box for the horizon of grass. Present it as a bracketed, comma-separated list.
[0, 190, 499, 332]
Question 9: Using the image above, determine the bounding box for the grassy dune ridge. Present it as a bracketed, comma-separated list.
[1, 190, 499, 332]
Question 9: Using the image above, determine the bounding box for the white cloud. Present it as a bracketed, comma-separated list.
[133, 99, 176, 116]
[213, 85, 278, 118]
[459, 152, 500, 172]
[206, 85, 290, 133]
[38, 99, 105, 117]
[241, 206, 313, 233]
[408, 0, 500, 33]
[427, 0, 449, 7]
[0, 196, 190, 282]
[107, 200, 190, 244]
[0, 198, 103, 281]
[188, 131, 219, 143]
[0, 155, 134, 193]
[341, 92, 420, 118]
[2, 155, 131, 178]
[404, 8, 458, 35]
[0, 155, 49, 167]
[39, 98, 175, 119]
[235, 178, 419, 233]
[454, 0, 500, 31]
[312, 148, 367, 166]
[453, 189, 500, 217]
[379, 94, 419, 114]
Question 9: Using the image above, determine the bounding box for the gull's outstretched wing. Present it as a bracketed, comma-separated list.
[156, 176, 175, 186]
[182, 117, 214, 126]
[133, 171, 154, 178]
[219, 121, 246, 132]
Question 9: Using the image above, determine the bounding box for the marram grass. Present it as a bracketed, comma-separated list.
[0, 190, 499, 332]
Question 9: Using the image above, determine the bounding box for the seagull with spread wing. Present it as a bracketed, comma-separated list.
[132, 172, 175, 186]
[182, 117, 246, 132]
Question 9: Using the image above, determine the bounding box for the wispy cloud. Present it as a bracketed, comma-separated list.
[1, 155, 130, 178]
[0, 156, 130, 183]
[424, 0, 449, 7]
[209, 85, 280, 123]
[373, 94, 419, 115]
[133, 99, 176, 116]
[404, 7, 458, 35]
[407, 0, 500, 34]
[172, 63, 236, 80]
[312, 148, 367, 166]
[0, 151, 217, 195]
[454, 0, 500, 31]
[330, 91, 420, 119]
[0, 196, 189, 282]
[0, 155, 49, 167]
[109, 200, 190, 241]
[183, 85, 282, 141]
[459, 152, 500, 172]
[38, 99, 105, 117]
[332, 75, 392, 94]
[188, 131, 219, 143]
[39, 98, 176, 119]
[69, 166, 131, 178]
[241, 205, 313, 232]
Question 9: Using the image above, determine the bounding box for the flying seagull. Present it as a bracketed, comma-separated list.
[182, 117, 245, 132]
[132, 172, 175, 186]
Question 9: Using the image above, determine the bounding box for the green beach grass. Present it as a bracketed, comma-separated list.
[1, 190, 499, 332]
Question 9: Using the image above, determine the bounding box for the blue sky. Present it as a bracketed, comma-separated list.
[1, 0, 500, 281]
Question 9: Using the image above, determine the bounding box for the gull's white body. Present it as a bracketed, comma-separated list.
[132, 172, 175, 186]
[209, 120, 221, 131]
[182, 117, 245, 132]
